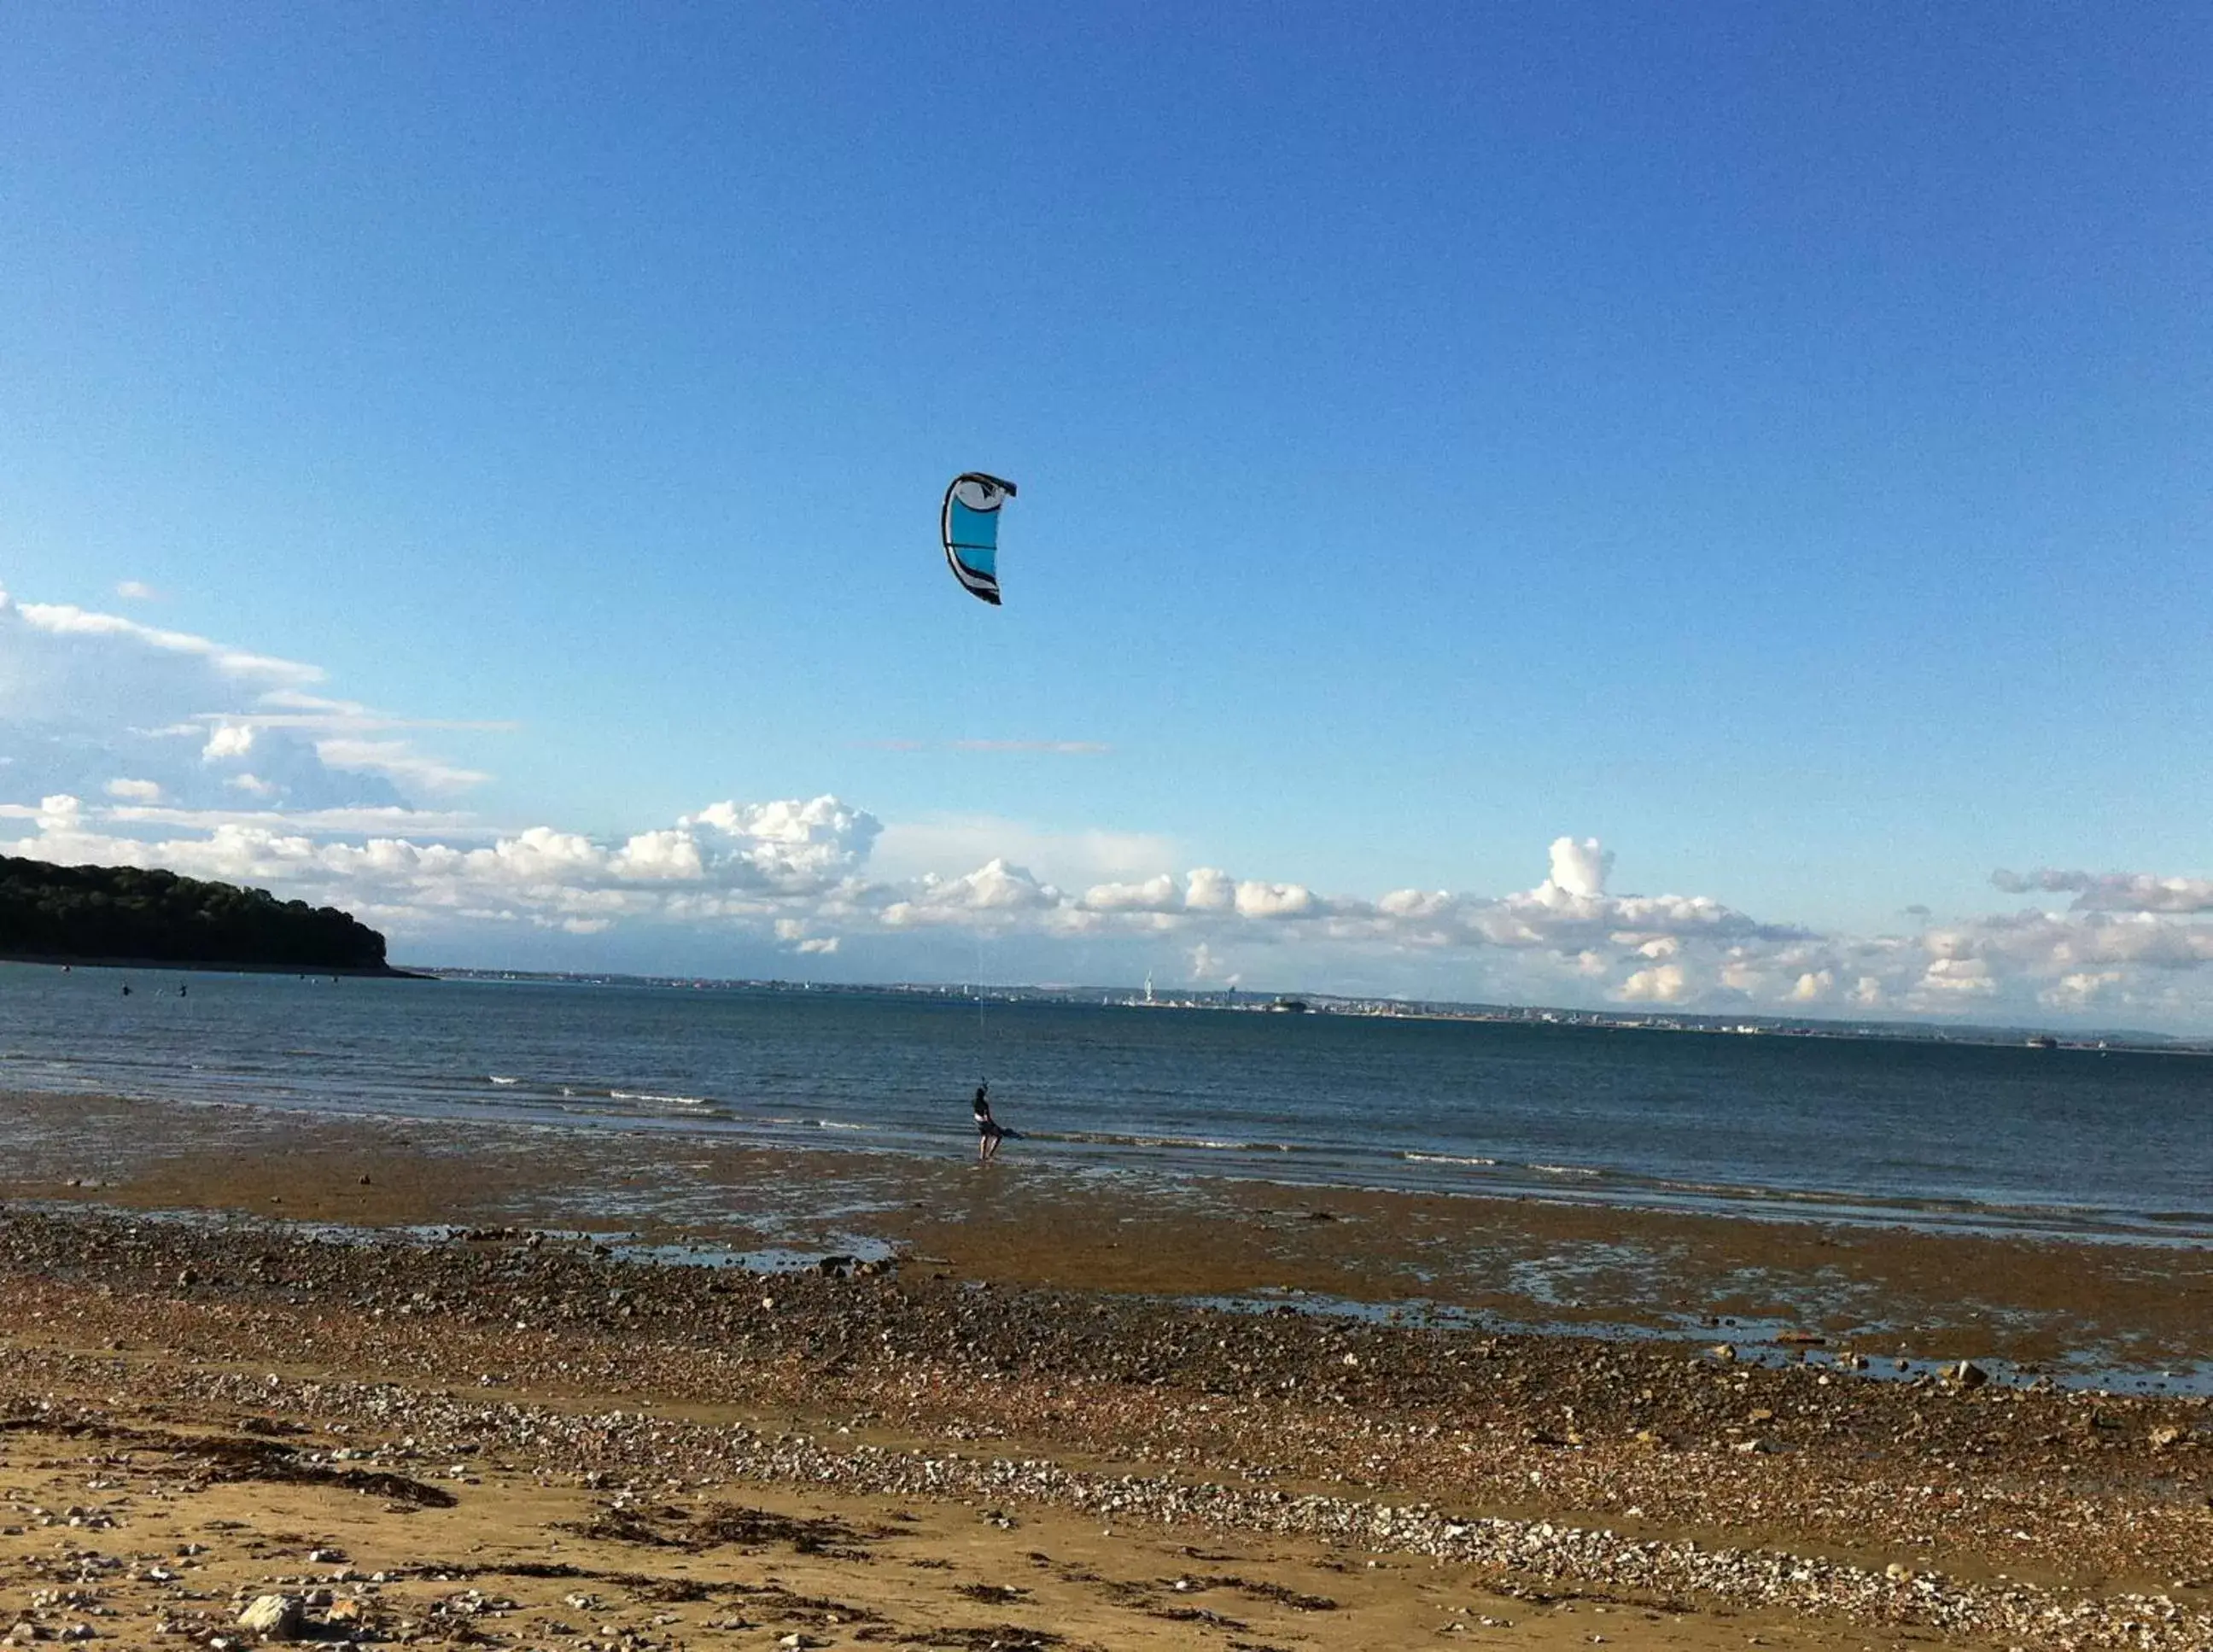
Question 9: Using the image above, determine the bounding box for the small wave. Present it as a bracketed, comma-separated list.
[608, 1089, 713, 1107]
[488, 1075, 521, 1087]
[1647, 1176, 1773, 1200]
[1402, 1152, 1500, 1167]
[1033, 1129, 1302, 1153]
[1529, 1164, 1603, 1178]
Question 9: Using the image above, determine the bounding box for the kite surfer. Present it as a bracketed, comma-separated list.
[972, 1081, 1005, 1165]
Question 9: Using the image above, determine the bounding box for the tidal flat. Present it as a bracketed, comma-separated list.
[1, 1090, 2210, 1649]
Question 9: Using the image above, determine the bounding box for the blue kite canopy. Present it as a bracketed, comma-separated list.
[942, 472, 1018, 604]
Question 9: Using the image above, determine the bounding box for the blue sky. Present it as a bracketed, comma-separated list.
[3, 5, 2210, 1025]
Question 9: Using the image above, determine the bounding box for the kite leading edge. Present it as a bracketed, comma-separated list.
[942, 473, 1018, 605]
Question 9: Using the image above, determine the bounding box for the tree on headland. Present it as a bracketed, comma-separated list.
[0, 855, 390, 972]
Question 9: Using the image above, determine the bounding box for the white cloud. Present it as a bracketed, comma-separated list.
[1185, 867, 1236, 913]
[1377, 887, 1452, 920]
[1620, 962, 1688, 1002]
[1929, 909, 2213, 974]
[873, 814, 1174, 889]
[1082, 873, 1181, 913]
[1921, 957, 1996, 996]
[1788, 969, 1834, 1002]
[1328, 849, 1798, 963]
[0, 586, 488, 814]
[114, 581, 159, 602]
[1546, 836, 1614, 900]
[9, 597, 321, 688]
[104, 778, 163, 803]
[1993, 867, 2213, 914]
[313, 739, 492, 793]
[1234, 879, 1320, 919]
[208, 712, 517, 734]
[1719, 958, 1766, 993]
[680, 797, 881, 888]
[111, 802, 488, 834]
[613, 828, 706, 882]
[884, 859, 1061, 926]
[1188, 942, 1239, 986]
[2041, 970, 2122, 1009]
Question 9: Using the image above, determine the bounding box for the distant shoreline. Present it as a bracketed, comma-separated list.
[415, 966, 2207, 1054]
[0, 952, 433, 980]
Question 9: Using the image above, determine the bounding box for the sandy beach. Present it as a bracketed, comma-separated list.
[2, 1090, 2210, 1650]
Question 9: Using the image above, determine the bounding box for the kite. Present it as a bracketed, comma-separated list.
[942, 472, 1018, 605]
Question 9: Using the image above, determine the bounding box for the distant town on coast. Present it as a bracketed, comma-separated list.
[417, 966, 2210, 1056]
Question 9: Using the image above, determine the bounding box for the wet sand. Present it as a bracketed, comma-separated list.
[5, 1089, 2210, 1375]
[3, 1088, 2211, 1649]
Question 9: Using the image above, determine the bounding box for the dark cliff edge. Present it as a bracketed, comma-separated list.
[0, 855, 421, 978]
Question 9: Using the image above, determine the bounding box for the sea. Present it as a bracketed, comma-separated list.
[3, 963, 2209, 1246]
